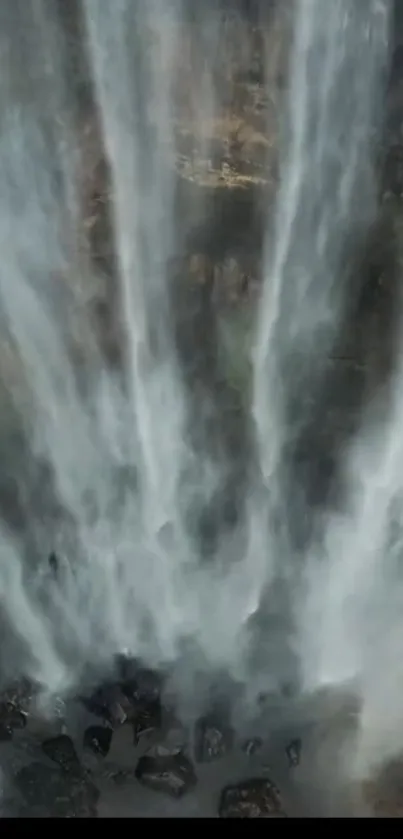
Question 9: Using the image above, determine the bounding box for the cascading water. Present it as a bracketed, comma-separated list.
[253, 0, 389, 482]
[238, 0, 391, 700]
[0, 0, 200, 690]
[0, 0, 399, 815]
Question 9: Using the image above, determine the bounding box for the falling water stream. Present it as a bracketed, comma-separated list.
[0, 0, 399, 816]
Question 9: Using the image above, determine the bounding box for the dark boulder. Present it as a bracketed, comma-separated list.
[120, 663, 163, 706]
[41, 734, 81, 775]
[80, 663, 164, 741]
[118, 660, 164, 744]
[132, 699, 162, 746]
[83, 725, 113, 757]
[135, 752, 197, 798]
[80, 683, 134, 726]
[194, 713, 234, 762]
[219, 777, 286, 818]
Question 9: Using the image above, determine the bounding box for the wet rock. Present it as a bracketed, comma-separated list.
[285, 738, 301, 768]
[132, 699, 162, 746]
[135, 752, 197, 799]
[116, 660, 164, 744]
[242, 736, 263, 756]
[80, 665, 164, 744]
[80, 683, 133, 726]
[15, 762, 99, 818]
[219, 777, 286, 819]
[194, 714, 234, 763]
[0, 701, 26, 740]
[120, 663, 163, 706]
[83, 725, 113, 758]
[42, 734, 81, 774]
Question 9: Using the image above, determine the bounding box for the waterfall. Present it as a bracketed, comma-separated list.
[0, 0, 398, 794]
[0, 0, 202, 691]
[236, 0, 391, 696]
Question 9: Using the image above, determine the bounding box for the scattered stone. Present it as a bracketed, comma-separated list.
[219, 777, 285, 818]
[83, 725, 113, 758]
[42, 734, 81, 775]
[285, 738, 301, 768]
[194, 714, 234, 763]
[242, 736, 263, 756]
[15, 762, 99, 818]
[135, 752, 197, 799]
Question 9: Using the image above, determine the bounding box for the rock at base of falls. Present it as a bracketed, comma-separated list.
[41, 734, 81, 775]
[194, 714, 234, 763]
[119, 662, 163, 706]
[80, 683, 135, 726]
[135, 752, 197, 799]
[80, 662, 164, 746]
[83, 725, 113, 758]
[80, 661, 163, 733]
[0, 701, 27, 740]
[218, 778, 286, 819]
[132, 699, 162, 746]
[14, 762, 99, 818]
